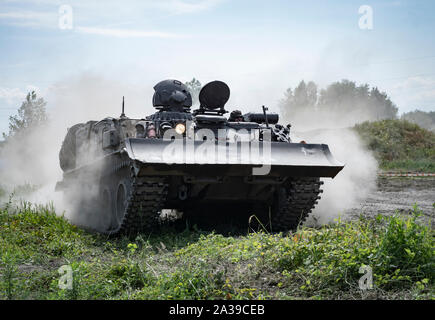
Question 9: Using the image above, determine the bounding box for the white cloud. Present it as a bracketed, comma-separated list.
[392, 76, 435, 94]
[389, 76, 435, 112]
[0, 0, 224, 30]
[0, 87, 26, 104]
[0, 0, 224, 20]
[0, 85, 40, 104]
[0, 10, 56, 27]
[75, 26, 181, 38]
[152, 0, 224, 14]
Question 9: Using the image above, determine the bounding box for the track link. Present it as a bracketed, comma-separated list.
[119, 176, 168, 235]
[105, 160, 168, 235]
[270, 178, 323, 232]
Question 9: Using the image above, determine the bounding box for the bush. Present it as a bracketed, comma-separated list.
[0, 203, 433, 299]
[270, 208, 433, 296]
[354, 119, 435, 172]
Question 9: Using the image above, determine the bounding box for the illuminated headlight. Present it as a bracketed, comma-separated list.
[175, 123, 186, 135]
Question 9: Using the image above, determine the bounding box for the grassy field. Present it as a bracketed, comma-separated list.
[0, 203, 433, 300]
[354, 119, 435, 172]
[0, 119, 434, 300]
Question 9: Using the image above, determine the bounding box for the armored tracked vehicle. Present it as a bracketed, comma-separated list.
[57, 79, 344, 234]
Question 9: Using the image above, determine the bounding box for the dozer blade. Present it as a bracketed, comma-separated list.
[124, 138, 344, 178]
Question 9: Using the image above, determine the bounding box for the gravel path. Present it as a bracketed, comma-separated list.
[346, 177, 435, 224]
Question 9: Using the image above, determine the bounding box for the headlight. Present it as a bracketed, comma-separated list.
[175, 123, 186, 135]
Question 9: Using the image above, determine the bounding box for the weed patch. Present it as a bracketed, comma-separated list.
[0, 203, 433, 300]
[354, 120, 435, 172]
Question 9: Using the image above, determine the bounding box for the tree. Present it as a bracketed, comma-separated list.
[2, 91, 48, 140]
[368, 87, 398, 120]
[401, 110, 435, 131]
[318, 80, 397, 119]
[185, 78, 202, 106]
[279, 87, 294, 120]
[279, 79, 398, 126]
[306, 81, 318, 108]
[279, 80, 317, 119]
[318, 80, 358, 112]
[293, 80, 308, 107]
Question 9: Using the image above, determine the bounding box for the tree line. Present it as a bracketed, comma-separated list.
[1, 79, 434, 145]
[279, 79, 399, 122]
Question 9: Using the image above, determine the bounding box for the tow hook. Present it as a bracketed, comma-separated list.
[178, 185, 188, 200]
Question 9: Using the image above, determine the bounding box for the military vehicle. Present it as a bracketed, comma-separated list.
[56, 79, 344, 235]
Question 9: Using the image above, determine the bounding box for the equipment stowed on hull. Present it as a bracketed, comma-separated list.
[57, 79, 344, 235]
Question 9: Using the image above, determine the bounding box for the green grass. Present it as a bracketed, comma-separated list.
[0, 203, 433, 300]
[354, 119, 435, 172]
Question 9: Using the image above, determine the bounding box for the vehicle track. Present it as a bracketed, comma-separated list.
[346, 176, 435, 224]
[102, 161, 168, 235]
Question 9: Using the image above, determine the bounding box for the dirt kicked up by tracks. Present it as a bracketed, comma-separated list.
[346, 176, 435, 225]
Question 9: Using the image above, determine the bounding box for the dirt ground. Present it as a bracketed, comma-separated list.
[346, 176, 435, 224]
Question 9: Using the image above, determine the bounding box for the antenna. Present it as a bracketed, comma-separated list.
[262, 105, 269, 128]
[120, 96, 126, 118]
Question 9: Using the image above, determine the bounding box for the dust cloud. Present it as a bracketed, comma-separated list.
[0, 73, 154, 228]
[285, 110, 379, 226]
[0, 73, 380, 229]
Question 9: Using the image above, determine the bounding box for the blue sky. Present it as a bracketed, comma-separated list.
[1, 0, 435, 134]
